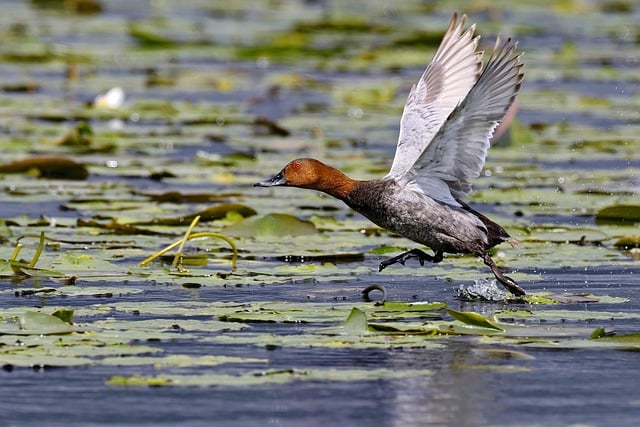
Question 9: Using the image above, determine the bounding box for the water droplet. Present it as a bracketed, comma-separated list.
[349, 107, 363, 119]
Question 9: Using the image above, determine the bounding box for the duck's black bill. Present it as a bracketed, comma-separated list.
[254, 169, 287, 187]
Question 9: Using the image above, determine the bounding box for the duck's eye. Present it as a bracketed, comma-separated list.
[293, 161, 302, 171]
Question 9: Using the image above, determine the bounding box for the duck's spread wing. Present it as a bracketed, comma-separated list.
[407, 36, 524, 206]
[386, 12, 482, 179]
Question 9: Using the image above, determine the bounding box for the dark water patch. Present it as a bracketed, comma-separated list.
[1, 200, 81, 219]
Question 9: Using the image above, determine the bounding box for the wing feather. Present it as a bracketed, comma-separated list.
[406, 36, 525, 206]
[386, 12, 482, 178]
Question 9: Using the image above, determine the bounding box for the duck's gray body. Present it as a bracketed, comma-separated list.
[345, 179, 507, 257]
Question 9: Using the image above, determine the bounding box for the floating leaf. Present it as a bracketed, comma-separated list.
[614, 235, 640, 249]
[55, 122, 94, 147]
[223, 213, 317, 237]
[595, 205, 640, 224]
[10, 311, 76, 335]
[52, 309, 74, 324]
[128, 26, 177, 48]
[101, 354, 266, 368]
[10, 262, 67, 278]
[369, 245, 408, 255]
[590, 327, 608, 339]
[107, 375, 172, 387]
[137, 204, 257, 226]
[0, 354, 93, 368]
[253, 116, 290, 136]
[367, 321, 439, 334]
[76, 219, 162, 235]
[0, 156, 88, 180]
[446, 308, 504, 331]
[106, 367, 432, 388]
[595, 333, 640, 344]
[341, 308, 368, 335]
[369, 301, 446, 319]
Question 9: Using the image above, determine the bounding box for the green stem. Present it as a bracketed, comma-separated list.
[139, 228, 238, 270]
[29, 232, 45, 268]
[171, 215, 201, 271]
[9, 243, 22, 262]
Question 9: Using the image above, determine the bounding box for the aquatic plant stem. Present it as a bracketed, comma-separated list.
[9, 243, 22, 262]
[29, 232, 46, 268]
[138, 224, 238, 270]
[172, 215, 202, 272]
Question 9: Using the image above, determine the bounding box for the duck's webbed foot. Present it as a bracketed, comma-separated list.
[379, 249, 443, 272]
[483, 254, 526, 296]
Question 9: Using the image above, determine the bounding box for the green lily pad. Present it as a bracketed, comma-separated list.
[0, 354, 93, 368]
[12, 311, 76, 335]
[106, 367, 433, 388]
[9, 262, 67, 278]
[107, 375, 172, 387]
[321, 307, 369, 335]
[52, 309, 74, 324]
[137, 204, 257, 226]
[446, 308, 504, 331]
[223, 213, 317, 238]
[101, 354, 267, 368]
[614, 235, 640, 249]
[595, 205, 640, 224]
[0, 156, 88, 180]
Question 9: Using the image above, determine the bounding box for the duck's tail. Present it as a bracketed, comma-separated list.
[456, 199, 514, 249]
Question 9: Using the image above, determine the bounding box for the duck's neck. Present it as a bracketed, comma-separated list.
[312, 165, 358, 200]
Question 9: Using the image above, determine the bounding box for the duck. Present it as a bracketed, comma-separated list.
[255, 12, 526, 296]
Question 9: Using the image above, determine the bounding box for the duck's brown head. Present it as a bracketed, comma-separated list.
[254, 158, 356, 199]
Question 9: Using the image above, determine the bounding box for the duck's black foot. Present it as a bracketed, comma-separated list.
[379, 248, 443, 272]
[483, 254, 526, 296]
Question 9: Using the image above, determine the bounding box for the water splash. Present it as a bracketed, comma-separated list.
[455, 278, 507, 302]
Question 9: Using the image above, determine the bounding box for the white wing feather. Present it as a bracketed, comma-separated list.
[386, 12, 482, 178]
[406, 37, 524, 206]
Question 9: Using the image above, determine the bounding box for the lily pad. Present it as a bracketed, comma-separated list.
[19, 311, 77, 334]
[106, 367, 433, 388]
[223, 213, 317, 237]
[101, 354, 267, 368]
[0, 156, 88, 180]
[595, 205, 640, 224]
[446, 308, 504, 331]
[137, 204, 257, 226]
[614, 235, 640, 249]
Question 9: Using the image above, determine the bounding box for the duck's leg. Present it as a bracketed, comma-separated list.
[379, 249, 443, 272]
[482, 253, 526, 296]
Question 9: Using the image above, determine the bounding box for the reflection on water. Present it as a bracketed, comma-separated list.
[389, 344, 497, 426]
